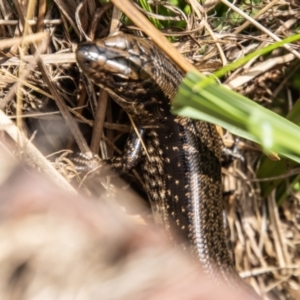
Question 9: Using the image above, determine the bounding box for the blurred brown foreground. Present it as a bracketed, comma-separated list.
[0, 158, 259, 300]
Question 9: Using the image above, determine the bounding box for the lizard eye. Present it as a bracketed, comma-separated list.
[83, 59, 91, 66]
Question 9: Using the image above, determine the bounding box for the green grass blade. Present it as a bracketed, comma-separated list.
[172, 71, 300, 164]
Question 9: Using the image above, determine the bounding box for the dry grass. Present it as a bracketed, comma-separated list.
[0, 0, 300, 299]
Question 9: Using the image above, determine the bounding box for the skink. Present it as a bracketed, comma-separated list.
[76, 32, 260, 297]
